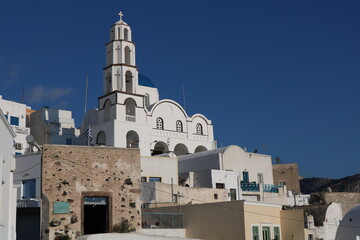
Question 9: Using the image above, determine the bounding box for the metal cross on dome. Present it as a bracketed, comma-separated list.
[118, 11, 124, 21]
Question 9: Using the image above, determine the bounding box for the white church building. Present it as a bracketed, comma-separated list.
[81, 12, 216, 156]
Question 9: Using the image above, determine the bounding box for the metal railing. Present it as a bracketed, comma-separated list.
[12, 125, 29, 135]
[126, 115, 136, 122]
[263, 184, 281, 193]
[240, 182, 259, 192]
[141, 213, 183, 229]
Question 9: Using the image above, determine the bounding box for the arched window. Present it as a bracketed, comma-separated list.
[124, 28, 129, 41]
[196, 123, 203, 135]
[126, 130, 139, 148]
[125, 71, 133, 93]
[176, 120, 183, 132]
[125, 98, 136, 122]
[103, 99, 111, 122]
[152, 141, 168, 156]
[156, 117, 163, 130]
[195, 145, 207, 153]
[174, 143, 189, 156]
[96, 131, 106, 145]
[144, 93, 150, 107]
[118, 28, 121, 39]
[125, 46, 131, 65]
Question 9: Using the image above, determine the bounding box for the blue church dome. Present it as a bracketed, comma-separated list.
[139, 74, 156, 88]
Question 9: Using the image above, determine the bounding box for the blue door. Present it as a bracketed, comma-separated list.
[243, 171, 249, 182]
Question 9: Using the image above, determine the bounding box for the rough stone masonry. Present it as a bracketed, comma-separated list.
[41, 145, 142, 240]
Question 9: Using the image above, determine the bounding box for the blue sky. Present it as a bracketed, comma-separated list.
[1, 1, 359, 178]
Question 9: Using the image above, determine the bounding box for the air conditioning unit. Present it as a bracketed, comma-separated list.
[15, 143, 22, 150]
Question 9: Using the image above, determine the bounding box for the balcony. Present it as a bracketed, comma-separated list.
[263, 184, 281, 193]
[17, 199, 40, 208]
[141, 213, 183, 229]
[241, 182, 259, 192]
[126, 115, 136, 122]
[12, 125, 29, 135]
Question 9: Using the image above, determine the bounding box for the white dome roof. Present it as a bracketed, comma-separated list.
[335, 204, 360, 239]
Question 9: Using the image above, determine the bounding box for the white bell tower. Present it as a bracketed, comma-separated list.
[103, 12, 139, 94]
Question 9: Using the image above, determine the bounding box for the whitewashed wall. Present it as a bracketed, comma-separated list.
[0, 110, 17, 240]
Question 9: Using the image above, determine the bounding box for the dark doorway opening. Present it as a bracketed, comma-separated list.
[84, 196, 109, 235]
[17, 207, 40, 240]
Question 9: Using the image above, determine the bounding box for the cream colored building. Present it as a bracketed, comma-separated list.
[143, 200, 310, 240]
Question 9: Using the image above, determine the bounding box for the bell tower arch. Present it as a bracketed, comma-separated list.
[103, 12, 138, 94]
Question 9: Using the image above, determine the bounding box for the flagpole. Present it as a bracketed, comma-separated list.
[84, 73, 88, 115]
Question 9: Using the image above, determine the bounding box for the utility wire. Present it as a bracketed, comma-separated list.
[13, 162, 41, 174]
[53, 156, 360, 229]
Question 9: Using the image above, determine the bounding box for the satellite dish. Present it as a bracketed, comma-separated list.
[26, 135, 34, 143]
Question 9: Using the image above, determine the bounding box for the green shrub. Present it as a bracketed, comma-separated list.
[113, 219, 136, 233]
[54, 234, 71, 240]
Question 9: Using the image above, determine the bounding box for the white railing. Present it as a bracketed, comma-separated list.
[12, 125, 29, 135]
[17, 199, 40, 208]
[126, 115, 136, 122]
[152, 129, 188, 138]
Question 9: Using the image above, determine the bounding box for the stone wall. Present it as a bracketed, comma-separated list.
[272, 163, 301, 194]
[310, 192, 360, 216]
[41, 145, 141, 240]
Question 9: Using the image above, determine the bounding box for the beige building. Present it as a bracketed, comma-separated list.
[41, 145, 142, 240]
[272, 163, 301, 194]
[143, 200, 310, 240]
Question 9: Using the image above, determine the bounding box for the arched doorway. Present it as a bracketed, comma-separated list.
[103, 99, 111, 122]
[174, 143, 189, 156]
[126, 130, 139, 148]
[97, 131, 106, 145]
[152, 141, 168, 156]
[195, 145, 207, 153]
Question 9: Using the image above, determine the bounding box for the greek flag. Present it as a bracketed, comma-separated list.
[83, 125, 93, 142]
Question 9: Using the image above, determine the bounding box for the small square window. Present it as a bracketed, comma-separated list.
[216, 183, 225, 189]
[149, 177, 161, 182]
[10, 116, 19, 126]
[214, 194, 218, 199]
[22, 179, 36, 198]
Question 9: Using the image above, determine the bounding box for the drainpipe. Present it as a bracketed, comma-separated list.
[237, 175, 242, 200]
[259, 183, 264, 202]
[171, 177, 174, 203]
